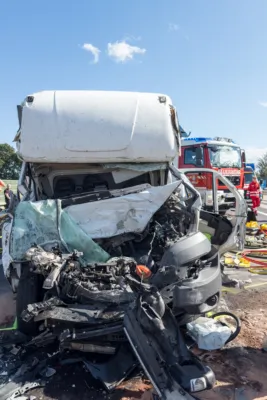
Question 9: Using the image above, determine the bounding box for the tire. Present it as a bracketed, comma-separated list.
[16, 267, 43, 336]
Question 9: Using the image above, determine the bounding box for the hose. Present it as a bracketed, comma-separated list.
[242, 249, 267, 260]
[224, 249, 267, 274]
[210, 311, 241, 344]
[241, 249, 267, 268]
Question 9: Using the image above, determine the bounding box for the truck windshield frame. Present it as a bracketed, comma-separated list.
[244, 172, 254, 184]
[207, 145, 242, 168]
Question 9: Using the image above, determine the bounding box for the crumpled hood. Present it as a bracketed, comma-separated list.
[64, 181, 180, 239]
[3, 181, 180, 274]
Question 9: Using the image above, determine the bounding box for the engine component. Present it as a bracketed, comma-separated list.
[62, 342, 116, 354]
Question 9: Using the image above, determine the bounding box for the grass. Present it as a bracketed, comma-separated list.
[0, 179, 18, 207]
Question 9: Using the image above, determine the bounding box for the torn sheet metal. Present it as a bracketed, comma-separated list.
[34, 304, 127, 325]
[124, 307, 209, 400]
[83, 344, 137, 391]
[21, 297, 65, 323]
[102, 163, 168, 172]
[62, 342, 116, 354]
[65, 181, 180, 239]
[5, 381, 44, 400]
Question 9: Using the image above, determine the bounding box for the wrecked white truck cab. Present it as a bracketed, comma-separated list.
[1, 91, 247, 399]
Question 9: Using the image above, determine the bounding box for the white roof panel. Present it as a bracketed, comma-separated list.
[16, 90, 179, 163]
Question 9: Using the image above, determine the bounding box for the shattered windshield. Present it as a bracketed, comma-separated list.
[208, 145, 242, 168]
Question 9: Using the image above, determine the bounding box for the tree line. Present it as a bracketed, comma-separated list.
[258, 153, 267, 180]
[0, 143, 22, 180]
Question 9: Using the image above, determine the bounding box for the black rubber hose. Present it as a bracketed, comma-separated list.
[210, 311, 241, 344]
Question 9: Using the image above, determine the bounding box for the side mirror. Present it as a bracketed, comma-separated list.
[241, 149, 246, 164]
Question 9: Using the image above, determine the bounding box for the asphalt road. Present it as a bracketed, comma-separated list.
[258, 195, 267, 221]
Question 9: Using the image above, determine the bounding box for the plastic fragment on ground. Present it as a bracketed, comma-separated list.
[224, 254, 251, 268]
[186, 317, 232, 350]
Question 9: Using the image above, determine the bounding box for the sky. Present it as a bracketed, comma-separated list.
[0, 0, 267, 162]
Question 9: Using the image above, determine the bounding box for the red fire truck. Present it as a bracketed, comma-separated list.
[178, 136, 246, 211]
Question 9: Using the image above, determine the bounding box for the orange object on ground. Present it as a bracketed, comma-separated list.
[0, 180, 5, 188]
[242, 249, 267, 268]
[136, 265, 152, 279]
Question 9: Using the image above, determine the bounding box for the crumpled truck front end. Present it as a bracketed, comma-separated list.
[1, 167, 235, 398]
[0, 89, 248, 398]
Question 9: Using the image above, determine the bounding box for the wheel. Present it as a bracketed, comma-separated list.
[16, 267, 43, 336]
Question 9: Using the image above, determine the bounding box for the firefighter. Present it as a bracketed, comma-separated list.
[247, 176, 260, 216]
[3, 184, 12, 209]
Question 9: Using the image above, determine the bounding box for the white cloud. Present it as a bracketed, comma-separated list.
[244, 147, 267, 163]
[169, 23, 179, 32]
[259, 101, 267, 107]
[82, 43, 100, 64]
[107, 41, 146, 63]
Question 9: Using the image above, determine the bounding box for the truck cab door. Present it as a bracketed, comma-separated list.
[180, 147, 213, 205]
[179, 168, 247, 255]
[181, 146, 204, 168]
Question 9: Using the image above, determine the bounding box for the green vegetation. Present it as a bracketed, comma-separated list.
[0, 143, 20, 208]
[0, 143, 22, 180]
[258, 152, 267, 180]
[0, 180, 18, 207]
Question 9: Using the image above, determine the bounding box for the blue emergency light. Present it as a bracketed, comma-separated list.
[245, 163, 255, 171]
[182, 136, 236, 144]
[182, 137, 212, 142]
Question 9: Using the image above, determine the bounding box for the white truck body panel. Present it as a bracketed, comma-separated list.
[17, 91, 178, 163]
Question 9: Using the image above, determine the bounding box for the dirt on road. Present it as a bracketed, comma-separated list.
[17, 290, 266, 400]
[195, 290, 267, 400]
